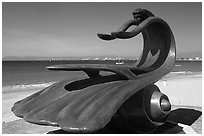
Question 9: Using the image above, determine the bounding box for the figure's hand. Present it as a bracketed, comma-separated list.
[97, 33, 116, 41]
[110, 32, 118, 38]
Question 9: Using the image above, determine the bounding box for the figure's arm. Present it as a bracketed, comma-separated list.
[97, 19, 138, 41]
[112, 27, 141, 39]
[112, 19, 143, 39]
[116, 19, 138, 32]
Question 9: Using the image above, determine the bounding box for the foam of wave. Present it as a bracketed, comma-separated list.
[170, 71, 192, 74]
[2, 81, 57, 92]
[165, 71, 201, 78]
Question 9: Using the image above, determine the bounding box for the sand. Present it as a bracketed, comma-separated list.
[2, 72, 202, 133]
[2, 87, 45, 123]
[156, 72, 202, 107]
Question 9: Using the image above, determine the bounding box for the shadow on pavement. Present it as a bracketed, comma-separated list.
[167, 108, 202, 125]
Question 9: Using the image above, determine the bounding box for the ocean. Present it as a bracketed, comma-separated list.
[2, 60, 202, 92]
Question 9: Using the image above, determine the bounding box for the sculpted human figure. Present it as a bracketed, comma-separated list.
[97, 8, 155, 40]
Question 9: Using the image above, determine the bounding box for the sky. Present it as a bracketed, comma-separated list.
[2, 2, 202, 58]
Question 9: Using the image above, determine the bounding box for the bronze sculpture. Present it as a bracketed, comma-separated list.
[12, 8, 176, 133]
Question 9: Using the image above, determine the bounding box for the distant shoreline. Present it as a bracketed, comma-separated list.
[2, 59, 202, 62]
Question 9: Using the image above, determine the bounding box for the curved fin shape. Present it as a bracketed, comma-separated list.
[135, 17, 175, 71]
[12, 78, 152, 133]
[47, 64, 137, 80]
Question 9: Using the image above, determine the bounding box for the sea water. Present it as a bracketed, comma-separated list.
[2, 60, 202, 92]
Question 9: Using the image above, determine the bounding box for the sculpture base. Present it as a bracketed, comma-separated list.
[47, 122, 196, 134]
[3, 106, 201, 134]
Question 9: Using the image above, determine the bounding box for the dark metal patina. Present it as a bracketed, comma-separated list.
[12, 8, 176, 133]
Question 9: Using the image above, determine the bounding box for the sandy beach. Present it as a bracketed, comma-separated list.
[156, 72, 202, 107]
[2, 72, 202, 133]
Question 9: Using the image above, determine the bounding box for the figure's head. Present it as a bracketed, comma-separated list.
[132, 8, 155, 23]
